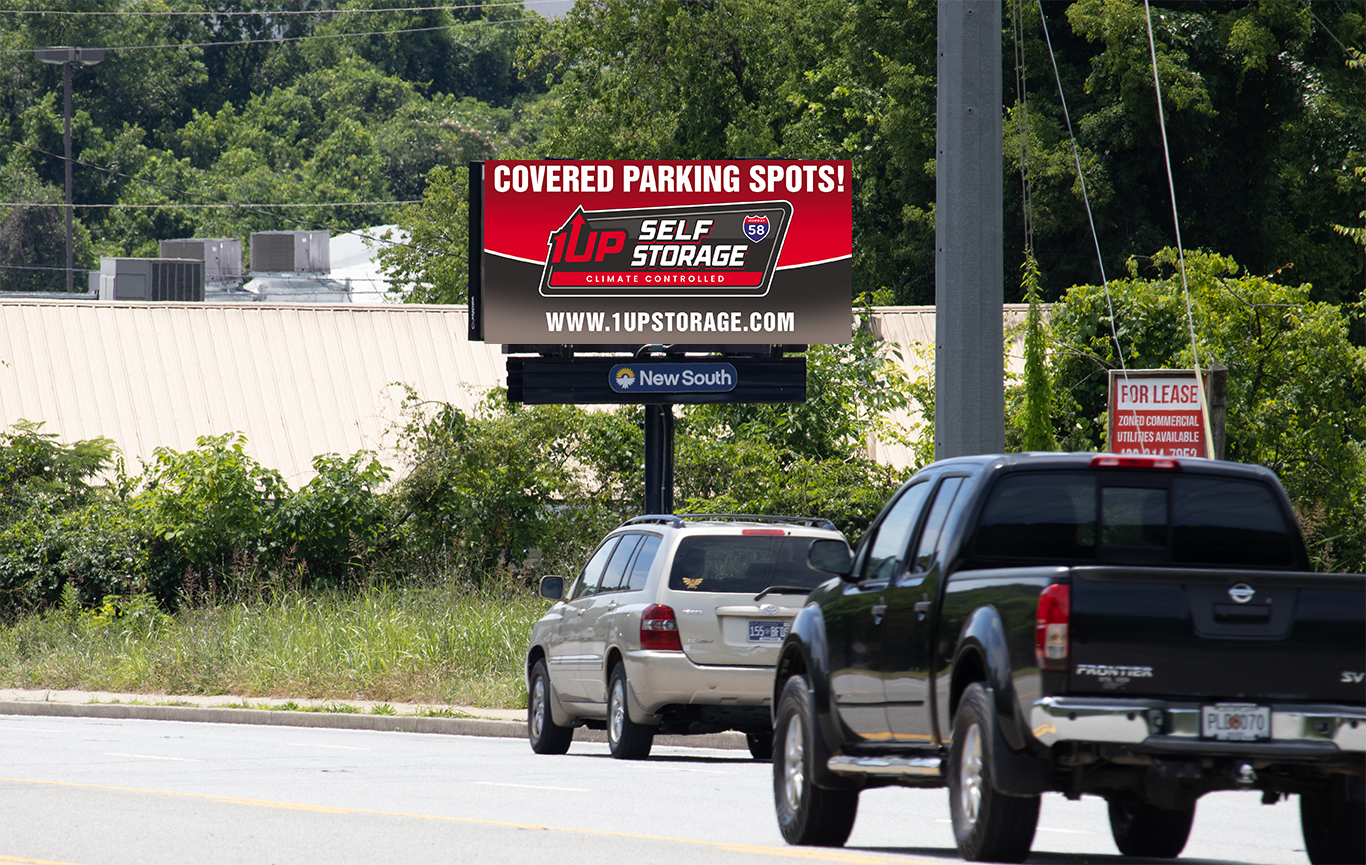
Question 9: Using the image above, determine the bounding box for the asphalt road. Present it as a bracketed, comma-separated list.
[0, 714, 1312, 865]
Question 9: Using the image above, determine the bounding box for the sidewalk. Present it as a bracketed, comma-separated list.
[0, 688, 747, 750]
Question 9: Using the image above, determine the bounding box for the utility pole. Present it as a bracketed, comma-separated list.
[935, 1, 1004, 459]
[34, 47, 104, 294]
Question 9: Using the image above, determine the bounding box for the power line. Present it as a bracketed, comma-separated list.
[0, 2, 540, 16]
[0, 134, 453, 260]
[0, 16, 536, 55]
[0, 200, 419, 208]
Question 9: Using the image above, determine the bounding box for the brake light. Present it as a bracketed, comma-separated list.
[640, 604, 682, 651]
[1090, 454, 1180, 470]
[1035, 584, 1071, 671]
[741, 528, 786, 536]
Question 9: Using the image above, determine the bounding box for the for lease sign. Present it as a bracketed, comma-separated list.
[475, 160, 852, 344]
[1107, 370, 1209, 458]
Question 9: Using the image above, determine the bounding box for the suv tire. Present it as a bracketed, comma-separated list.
[527, 659, 572, 755]
[607, 662, 654, 760]
[1106, 795, 1193, 858]
[948, 683, 1039, 863]
[1301, 780, 1366, 864]
[772, 675, 859, 846]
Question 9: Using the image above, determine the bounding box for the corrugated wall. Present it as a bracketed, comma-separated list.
[0, 301, 1030, 483]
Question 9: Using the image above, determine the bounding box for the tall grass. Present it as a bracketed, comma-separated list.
[0, 582, 549, 708]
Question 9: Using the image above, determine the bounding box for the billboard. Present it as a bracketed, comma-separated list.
[1106, 369, 1212, 458]
[472, 160, 853, 345]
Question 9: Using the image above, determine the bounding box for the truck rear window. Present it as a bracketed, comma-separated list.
[669, 536, 836, 594]
[975, 472, 1295, 568]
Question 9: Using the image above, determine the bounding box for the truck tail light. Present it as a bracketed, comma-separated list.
[1090, 454, 1180, 470]
[640, 604, 682, 651]
[1035, 584, 1071, 671]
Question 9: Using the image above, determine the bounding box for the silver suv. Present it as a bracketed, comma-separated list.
[526, 514, 850, 760]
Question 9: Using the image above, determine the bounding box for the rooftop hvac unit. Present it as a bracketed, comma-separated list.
[250, 230, 330, 273]
[158, 238, 242, 280]
[96, 258, 205, 302]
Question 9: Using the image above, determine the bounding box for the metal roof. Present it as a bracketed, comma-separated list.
[0, 299, 503, 486]
[0, 300, 1030, 484]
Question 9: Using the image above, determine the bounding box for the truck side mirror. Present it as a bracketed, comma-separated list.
[539, 576, 565, 600]
[808, 540, 853, 577]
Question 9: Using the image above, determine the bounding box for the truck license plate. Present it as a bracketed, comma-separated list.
[748, 620, 790, 642]
[1201, 703, 1270, 741]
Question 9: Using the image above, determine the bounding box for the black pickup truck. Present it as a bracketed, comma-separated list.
[772, 453, 1365, 863]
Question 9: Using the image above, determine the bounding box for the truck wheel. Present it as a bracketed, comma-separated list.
[1301, 783, 1366, 864]
[527, 659, 572, 755]
[607, 662, 654, 760]
[747, 731, 774, 761]
[1107, 795, 1194, 858]
[772, 675, 859, 846]
[948, 682, 1039, 863]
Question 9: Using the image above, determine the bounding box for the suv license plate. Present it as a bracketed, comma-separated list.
[1201, 703, 1270, 741]
[748, 620, 790, 643]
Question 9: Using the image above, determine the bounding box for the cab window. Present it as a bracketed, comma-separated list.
[910, 477, 965, 575]
[860, 481, 932, 582]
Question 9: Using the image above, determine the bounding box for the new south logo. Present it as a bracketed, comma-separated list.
[614, 368, 636, 389]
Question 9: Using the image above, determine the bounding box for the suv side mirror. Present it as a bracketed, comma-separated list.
[808, 540, 853, 578]
[539, 576, 565, 600]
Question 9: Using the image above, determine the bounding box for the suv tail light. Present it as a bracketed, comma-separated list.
[640, 604, 682, 651]
[1035, 583, 1071, 671]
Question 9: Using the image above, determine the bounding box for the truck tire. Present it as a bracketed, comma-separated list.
[527, 658, 573, 755]
[607, 662, 654, 760]
[772, 675, 859, 846]
[1107, 795, 1194, 858]
[1301, 783, 1366, 864]
[948, 683, 1039, 863]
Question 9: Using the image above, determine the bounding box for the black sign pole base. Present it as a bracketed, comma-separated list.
[643, 404, 675, 515]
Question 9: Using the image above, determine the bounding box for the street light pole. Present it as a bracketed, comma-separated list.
[34, 47, 103, 294]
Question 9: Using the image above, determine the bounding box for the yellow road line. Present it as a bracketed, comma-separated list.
[0, 776, 947, 865]
[0, 855, 91, 865]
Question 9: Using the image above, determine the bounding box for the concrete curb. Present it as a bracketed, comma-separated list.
[0, 700, 749, 751]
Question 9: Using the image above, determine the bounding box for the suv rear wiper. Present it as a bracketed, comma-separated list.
[754, 586, 814, 602]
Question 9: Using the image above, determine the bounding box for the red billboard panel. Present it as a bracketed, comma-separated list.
[476, 160, 852, 344]
[1107, 370, 1209, 458]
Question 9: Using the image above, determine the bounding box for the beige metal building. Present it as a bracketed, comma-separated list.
[0, 299, 1027, 485]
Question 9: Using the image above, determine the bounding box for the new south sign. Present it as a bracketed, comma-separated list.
[473, 159, 853, 345]
[609, 362, 737, 395]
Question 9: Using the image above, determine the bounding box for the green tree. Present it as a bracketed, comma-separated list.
[376, 164, 468, 303]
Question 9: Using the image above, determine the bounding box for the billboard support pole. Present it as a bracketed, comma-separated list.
[935, 0, 1005, 459]
[643, 404, 674, 514]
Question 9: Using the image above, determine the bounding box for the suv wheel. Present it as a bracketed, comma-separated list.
[1106, 795, 1193, 858]
[772, 675, 858, 846]
[948, 683, 1039, 863]
[607, 662, 654, 760]
[527, 659, 572, 755]
[1301, 780, 1366, 864]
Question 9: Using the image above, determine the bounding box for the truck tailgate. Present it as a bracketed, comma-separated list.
[1068, 566, 1366, 703]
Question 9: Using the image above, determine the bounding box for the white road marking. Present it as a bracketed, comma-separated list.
[470, 781, 591, 792]
[103, 752, 201, 762]
[1037, 826, 1092, 835]
[285, 742, 371, 751]
[0, 725, 71, 733]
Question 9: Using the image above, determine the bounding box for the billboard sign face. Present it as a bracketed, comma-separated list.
[1107, 370, 1209, 458]
[609, 362, 737, 394]
[477, 160, 852, 344]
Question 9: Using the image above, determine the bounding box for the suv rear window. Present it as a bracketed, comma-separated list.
[669, 535, 835, 594]
[974, 471, 1295, 568]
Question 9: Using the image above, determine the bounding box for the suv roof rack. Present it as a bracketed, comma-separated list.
[678, 513, 837, 530]
[621, 514, 686, 528]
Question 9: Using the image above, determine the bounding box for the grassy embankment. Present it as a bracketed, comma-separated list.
[0, 583, 548, 710]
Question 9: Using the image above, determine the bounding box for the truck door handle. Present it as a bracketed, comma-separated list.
[914, 601, 932, 613]
[872, 603, 887, 623]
